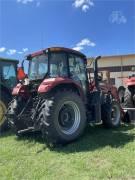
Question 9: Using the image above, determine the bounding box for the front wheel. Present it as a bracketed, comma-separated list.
[101, 100, 121, 128]
[0, 92, 10, 132]
[118, 87, 125, 105]
[39, 91, 86, 146]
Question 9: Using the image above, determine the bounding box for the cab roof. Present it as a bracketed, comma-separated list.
[0, 57, 19, 64]
[27, 47, 86, 60]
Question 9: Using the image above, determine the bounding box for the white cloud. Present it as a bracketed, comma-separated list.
[73, 0, 94, 12]
[73, 46, 84, 51]
[0, 46, 29, 55]
[7, 49, 17, 55]
[82, 4, 89, 12]
[22, 48, 28, 52]
[18, 51, 23, 54]
[73, 38, 96, 51]
[109, 11, 127, 24]
[17, 48, 29, 54]
[17, 0, 33, 4]
[77, 38, 96, 47]
[17, 0, 40, 6]
[0, 47, 6, 53]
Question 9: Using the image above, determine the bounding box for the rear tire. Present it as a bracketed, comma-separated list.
[39, 90, 86, 146]
[123, 88, 134, 123]
[102, 100, 121, 128]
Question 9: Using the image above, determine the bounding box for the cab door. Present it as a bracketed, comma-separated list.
[68, 54, 88, 96]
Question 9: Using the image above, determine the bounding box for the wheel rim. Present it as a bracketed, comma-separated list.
[58, 101, 81, 135]
[0, 100, 6, 126]
[111, 104, 120, 125]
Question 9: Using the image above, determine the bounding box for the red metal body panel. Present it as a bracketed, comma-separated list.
[89, 81, 120, 101]
[100, 83, 119, 101]
[125, 77, 135, 86]
[38, 77, 84, 99]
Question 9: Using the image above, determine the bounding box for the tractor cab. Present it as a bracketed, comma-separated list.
[17, 47, 89, 99]
[0, 58, 18, 132]
[0, 58, 18, 91]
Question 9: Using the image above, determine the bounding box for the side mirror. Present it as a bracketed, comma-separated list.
[17, 67, 27, 80]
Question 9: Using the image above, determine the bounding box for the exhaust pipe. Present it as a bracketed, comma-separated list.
[93, 56, 101, 123]
[93, 56, 101, 90]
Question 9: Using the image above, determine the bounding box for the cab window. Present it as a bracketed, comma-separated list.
[50, 53, 68, 77]
[1, 62, 17, 89]
[68, 54, 87, 94]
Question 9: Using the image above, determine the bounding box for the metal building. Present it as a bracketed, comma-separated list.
[87, 53, 135, 91]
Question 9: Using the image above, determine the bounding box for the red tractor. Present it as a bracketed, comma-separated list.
[6, 47, 121, 146]
[123, 74, 135, 123]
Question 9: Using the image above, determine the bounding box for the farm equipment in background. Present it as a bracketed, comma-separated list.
[122, 73, 135, 123]
[87, 70, 119, 101]
[0, 58, 18, 131]
[6, 47, 121, 146]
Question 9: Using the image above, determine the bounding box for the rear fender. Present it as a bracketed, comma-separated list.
[38, 77, 85, 100]
[125, 77, 135, 86]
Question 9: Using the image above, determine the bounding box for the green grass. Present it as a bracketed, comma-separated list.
[0, 124, 135, 180]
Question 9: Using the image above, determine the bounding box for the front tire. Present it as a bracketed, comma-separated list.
[102, 100, 121, 128]
[39, 91, 86, 146]
[0, 92, 10, 133]
[118, 87, 125, 105]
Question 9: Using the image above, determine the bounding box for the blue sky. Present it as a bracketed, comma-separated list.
[0, 0, 135, 62]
